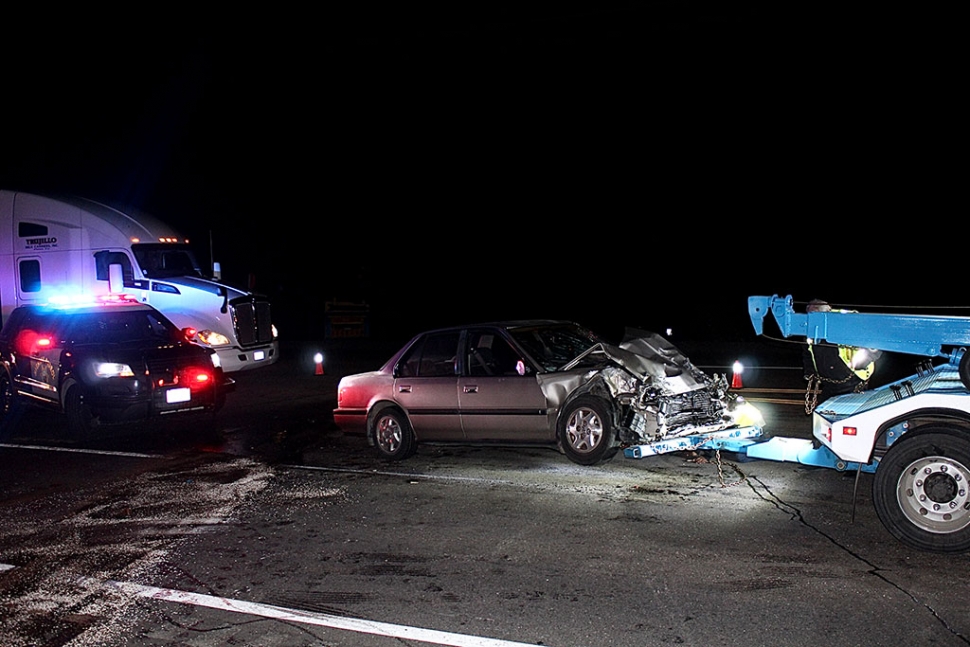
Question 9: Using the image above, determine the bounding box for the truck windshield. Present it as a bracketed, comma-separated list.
[132, 244, 205, 279]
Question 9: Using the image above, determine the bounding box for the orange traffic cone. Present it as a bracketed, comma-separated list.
[731, 361, 743, 389]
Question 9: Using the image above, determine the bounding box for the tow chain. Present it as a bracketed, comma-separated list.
[804, 375, 823, 414]
[713, 449, 746, 488]
[803, 373, 867, 414]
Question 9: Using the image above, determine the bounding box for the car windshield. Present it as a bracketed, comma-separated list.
[508, 323, 601, 371]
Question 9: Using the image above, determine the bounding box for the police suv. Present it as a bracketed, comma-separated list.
[0, 296, 235, 439]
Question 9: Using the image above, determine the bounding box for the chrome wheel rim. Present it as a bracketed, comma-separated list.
[376, 415, 402, 454]
[896, 455, 970, 534]
[565, 406, 603, 454]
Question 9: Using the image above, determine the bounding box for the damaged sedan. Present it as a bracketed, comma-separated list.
[333, 320, 761, 465]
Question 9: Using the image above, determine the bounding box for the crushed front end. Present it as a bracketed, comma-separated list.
[572, 329, 765, 454]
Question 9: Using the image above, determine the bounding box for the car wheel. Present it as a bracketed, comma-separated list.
[558, 395, 617, 465]
[372, 408, 416, 461]
[64, 382, 96, 441]
[0, 371, 24, 437]
[873, 428, 970, 553]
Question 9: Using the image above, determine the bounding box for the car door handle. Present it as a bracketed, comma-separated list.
[398, 385, 412, 393]
[463, 385, 478, 393]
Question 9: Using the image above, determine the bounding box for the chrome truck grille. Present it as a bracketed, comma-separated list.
[230, 296, 274, 346]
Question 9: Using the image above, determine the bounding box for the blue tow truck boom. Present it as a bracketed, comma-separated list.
[748, 294, 970, 363]
[745, 294, 970, 554]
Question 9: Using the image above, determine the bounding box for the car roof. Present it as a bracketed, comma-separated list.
[417, 320, 581, 335]
[15, 301, 157, 317]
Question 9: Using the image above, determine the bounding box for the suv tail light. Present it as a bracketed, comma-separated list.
[181, 367, 213, 389]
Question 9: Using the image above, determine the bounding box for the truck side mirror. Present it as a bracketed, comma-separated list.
[108, 263, 124, 294]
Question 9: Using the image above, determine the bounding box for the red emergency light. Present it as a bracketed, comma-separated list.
[843, 426, 858, 436]
[182, 367, 213, 388]
[14, 330, 53, 355]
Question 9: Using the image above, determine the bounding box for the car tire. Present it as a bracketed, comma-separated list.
[372, 407, 416, 461]
[64, 382, 95, 441]
[0, 370, 25, 437]
[872, 427, 970, 553]
[558, 395, 617, 465]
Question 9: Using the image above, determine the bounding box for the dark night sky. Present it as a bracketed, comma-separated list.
[1, 5, 962, 345]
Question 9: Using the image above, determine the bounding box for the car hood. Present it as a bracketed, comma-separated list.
[597, 328, 708, 393]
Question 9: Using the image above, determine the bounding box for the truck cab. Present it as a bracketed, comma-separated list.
[0, 190, 278, 372]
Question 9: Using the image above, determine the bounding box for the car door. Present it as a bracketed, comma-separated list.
[458, 328, 552, 442]
[10, 310, 61, 404]
[391, 330, 462, 441]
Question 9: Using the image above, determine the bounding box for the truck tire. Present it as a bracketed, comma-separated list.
[64, 382, 95, 442]
[872, 428, 970, 553]
[558, 395, 618, 466]
[0, 371, 25, 437]
[372, 407, 416, 461]
[959, 351, 970, 390]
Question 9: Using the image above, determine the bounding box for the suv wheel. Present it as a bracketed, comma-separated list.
[0, 371, 25, 437]
[64, 383, 96, 441]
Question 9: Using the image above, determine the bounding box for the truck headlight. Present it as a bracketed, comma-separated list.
[95, 362, 135, 378]
[196, 330, 231, 346]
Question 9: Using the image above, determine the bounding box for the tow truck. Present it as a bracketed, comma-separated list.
[739, 294, 970, 554]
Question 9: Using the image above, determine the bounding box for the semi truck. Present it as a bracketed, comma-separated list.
[745, 294, 970, 553]
[0, 189, 278, 373]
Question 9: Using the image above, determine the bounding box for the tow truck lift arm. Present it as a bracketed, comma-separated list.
[748, 294, 970, 360]
[746, 294, 970, 554]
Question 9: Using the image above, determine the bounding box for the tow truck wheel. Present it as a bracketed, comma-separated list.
[559, 396, 617, 466]
[372, 407, 416, 461]
[959, 352, 970, 390]
[64, 382, 95, 441]
[873, 428, 970, 553]
[0, 371, 25, 436]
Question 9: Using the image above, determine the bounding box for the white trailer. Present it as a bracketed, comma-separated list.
[0, 189, 278, 372]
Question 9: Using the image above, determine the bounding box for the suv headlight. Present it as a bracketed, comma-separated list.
[95, 362, 135, 378]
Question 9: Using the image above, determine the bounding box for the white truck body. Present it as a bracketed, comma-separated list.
[0, 190, 278, 372]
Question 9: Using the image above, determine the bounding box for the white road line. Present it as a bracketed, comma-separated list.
[0, 443, 156, 458]
[285, 463, 514, 484]
[94, 579, 542, 647]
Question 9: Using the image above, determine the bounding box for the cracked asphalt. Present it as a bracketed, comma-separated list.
[1, 341, 968, 646]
